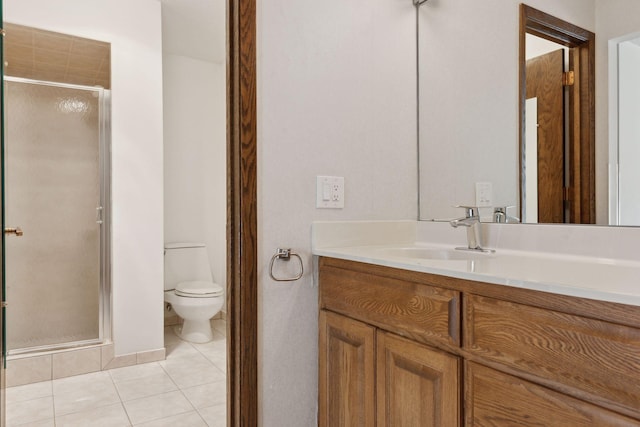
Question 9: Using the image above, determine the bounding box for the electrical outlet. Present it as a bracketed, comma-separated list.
[317, 176, 344, 208]
[331, 184, 341, 201]
[475, 182, 493, 207]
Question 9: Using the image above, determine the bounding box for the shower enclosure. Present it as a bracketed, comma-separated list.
[4, 77, 110, 354]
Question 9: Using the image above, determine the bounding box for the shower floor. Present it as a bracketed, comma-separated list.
[5, 321, 226, 426]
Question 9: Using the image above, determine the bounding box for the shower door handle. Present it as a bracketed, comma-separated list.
[96, 206, 103, 225]
[5, 227, 23, 236]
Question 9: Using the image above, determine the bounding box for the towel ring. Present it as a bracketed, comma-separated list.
[269, 248, 303, 282]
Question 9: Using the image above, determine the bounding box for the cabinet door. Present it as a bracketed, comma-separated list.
[377, 331, 460, 427]
[465, 362, 640, 426]
[319, 310, 375, 427]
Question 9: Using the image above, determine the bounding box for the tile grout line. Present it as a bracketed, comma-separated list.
[8, 326, 226, 426]
[107, 369, 134, 427]
[167, 328, 226, 426]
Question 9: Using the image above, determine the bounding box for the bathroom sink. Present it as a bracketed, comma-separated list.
[375, 247, 493, 261]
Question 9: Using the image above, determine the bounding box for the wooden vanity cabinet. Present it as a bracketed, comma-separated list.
[319, 310, 460, 427]
[464, 294, 640, 420]
[465, 362, 640, 426]
[319, 257, 460, 348]
[318, 257, 640, 426]
[318, 257, 462, 426]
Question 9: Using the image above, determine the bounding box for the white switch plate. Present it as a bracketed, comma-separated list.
[475, 182, 493, 207]
[316, 176, 344, 208]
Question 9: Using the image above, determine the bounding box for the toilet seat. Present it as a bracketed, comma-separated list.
[175, 280, 224, 298]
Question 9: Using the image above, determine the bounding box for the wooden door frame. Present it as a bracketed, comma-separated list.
[519, 4, 596, 223]
[227, 0, 258, 425]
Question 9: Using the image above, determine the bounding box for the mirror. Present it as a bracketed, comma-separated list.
[520, 5, 595, 224]
[417, 0, 640, 226]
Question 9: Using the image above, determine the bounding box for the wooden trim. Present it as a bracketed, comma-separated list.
[522, 5, 593, 46]
[519, 4, 596, 223]
[577, 42, 596, 223]
[227, 0, 258, 425]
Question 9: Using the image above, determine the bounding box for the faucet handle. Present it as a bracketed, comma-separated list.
[493, 205, 515, 214]
[454, 205, 480, 218]
[493, 206, 520, 223]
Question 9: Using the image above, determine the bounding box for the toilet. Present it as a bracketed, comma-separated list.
[164, 242, 224, 343]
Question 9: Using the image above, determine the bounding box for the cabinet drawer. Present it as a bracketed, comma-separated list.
[464, 295, 640, 418]
[320, 260, 460, 347]
[465, 362, 640, 426]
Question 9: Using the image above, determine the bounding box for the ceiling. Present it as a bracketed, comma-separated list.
[160, 0, 226, 64]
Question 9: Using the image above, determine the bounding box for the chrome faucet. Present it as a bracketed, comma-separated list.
[450, 206, 492, 252]
[493, 206, 520, 223]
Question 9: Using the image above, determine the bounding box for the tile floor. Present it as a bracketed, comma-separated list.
[6, 320, 227, 426]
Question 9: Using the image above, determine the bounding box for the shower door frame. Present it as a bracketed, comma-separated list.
[4, 77, 112, 355]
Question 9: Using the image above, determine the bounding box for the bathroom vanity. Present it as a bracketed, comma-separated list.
[314, 221, 640, 426]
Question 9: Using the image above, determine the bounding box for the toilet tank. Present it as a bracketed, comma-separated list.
[164, 242, 213, 290]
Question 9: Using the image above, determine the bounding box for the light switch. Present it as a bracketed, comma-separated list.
[322, 183, 331, 201]
[317, 176, 344, 208]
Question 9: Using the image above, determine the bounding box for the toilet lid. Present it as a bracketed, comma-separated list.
[175, 281, 224, 298]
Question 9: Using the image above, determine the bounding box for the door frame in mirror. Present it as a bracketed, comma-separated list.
[519, 4, 596, 223]
[227, 0, 258, 425]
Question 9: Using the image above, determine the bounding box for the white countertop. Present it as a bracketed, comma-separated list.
[312, 221, 640, 307]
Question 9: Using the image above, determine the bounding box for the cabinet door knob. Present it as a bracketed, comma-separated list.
[5, 227, 23, 236]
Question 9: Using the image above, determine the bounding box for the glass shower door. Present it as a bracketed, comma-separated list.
[4, 79, 104, 353]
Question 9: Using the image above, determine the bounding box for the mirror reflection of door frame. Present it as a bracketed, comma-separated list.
[227, 0, 258, 425]
[519, 4, 596, 224]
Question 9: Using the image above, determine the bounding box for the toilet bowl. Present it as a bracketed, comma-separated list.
[165, 281, 224, 343]
[164, 243, 224, 343]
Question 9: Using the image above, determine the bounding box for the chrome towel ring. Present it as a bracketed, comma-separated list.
[269, 248, 303, 282]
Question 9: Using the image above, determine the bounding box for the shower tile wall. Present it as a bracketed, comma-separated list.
[6, 80, 101, 351]
[7, 344, 166, 388]
[4, 23, 111, 89]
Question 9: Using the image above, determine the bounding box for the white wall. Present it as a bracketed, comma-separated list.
[418, 0, 595, 220]
[526, 34, 568, 60]
[163, 54, 227, 301]
[5, 0, 165, 356]
[595, 0, 640, 223]
[258, 0, 418, 423]
[617, 40, 640, 224]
